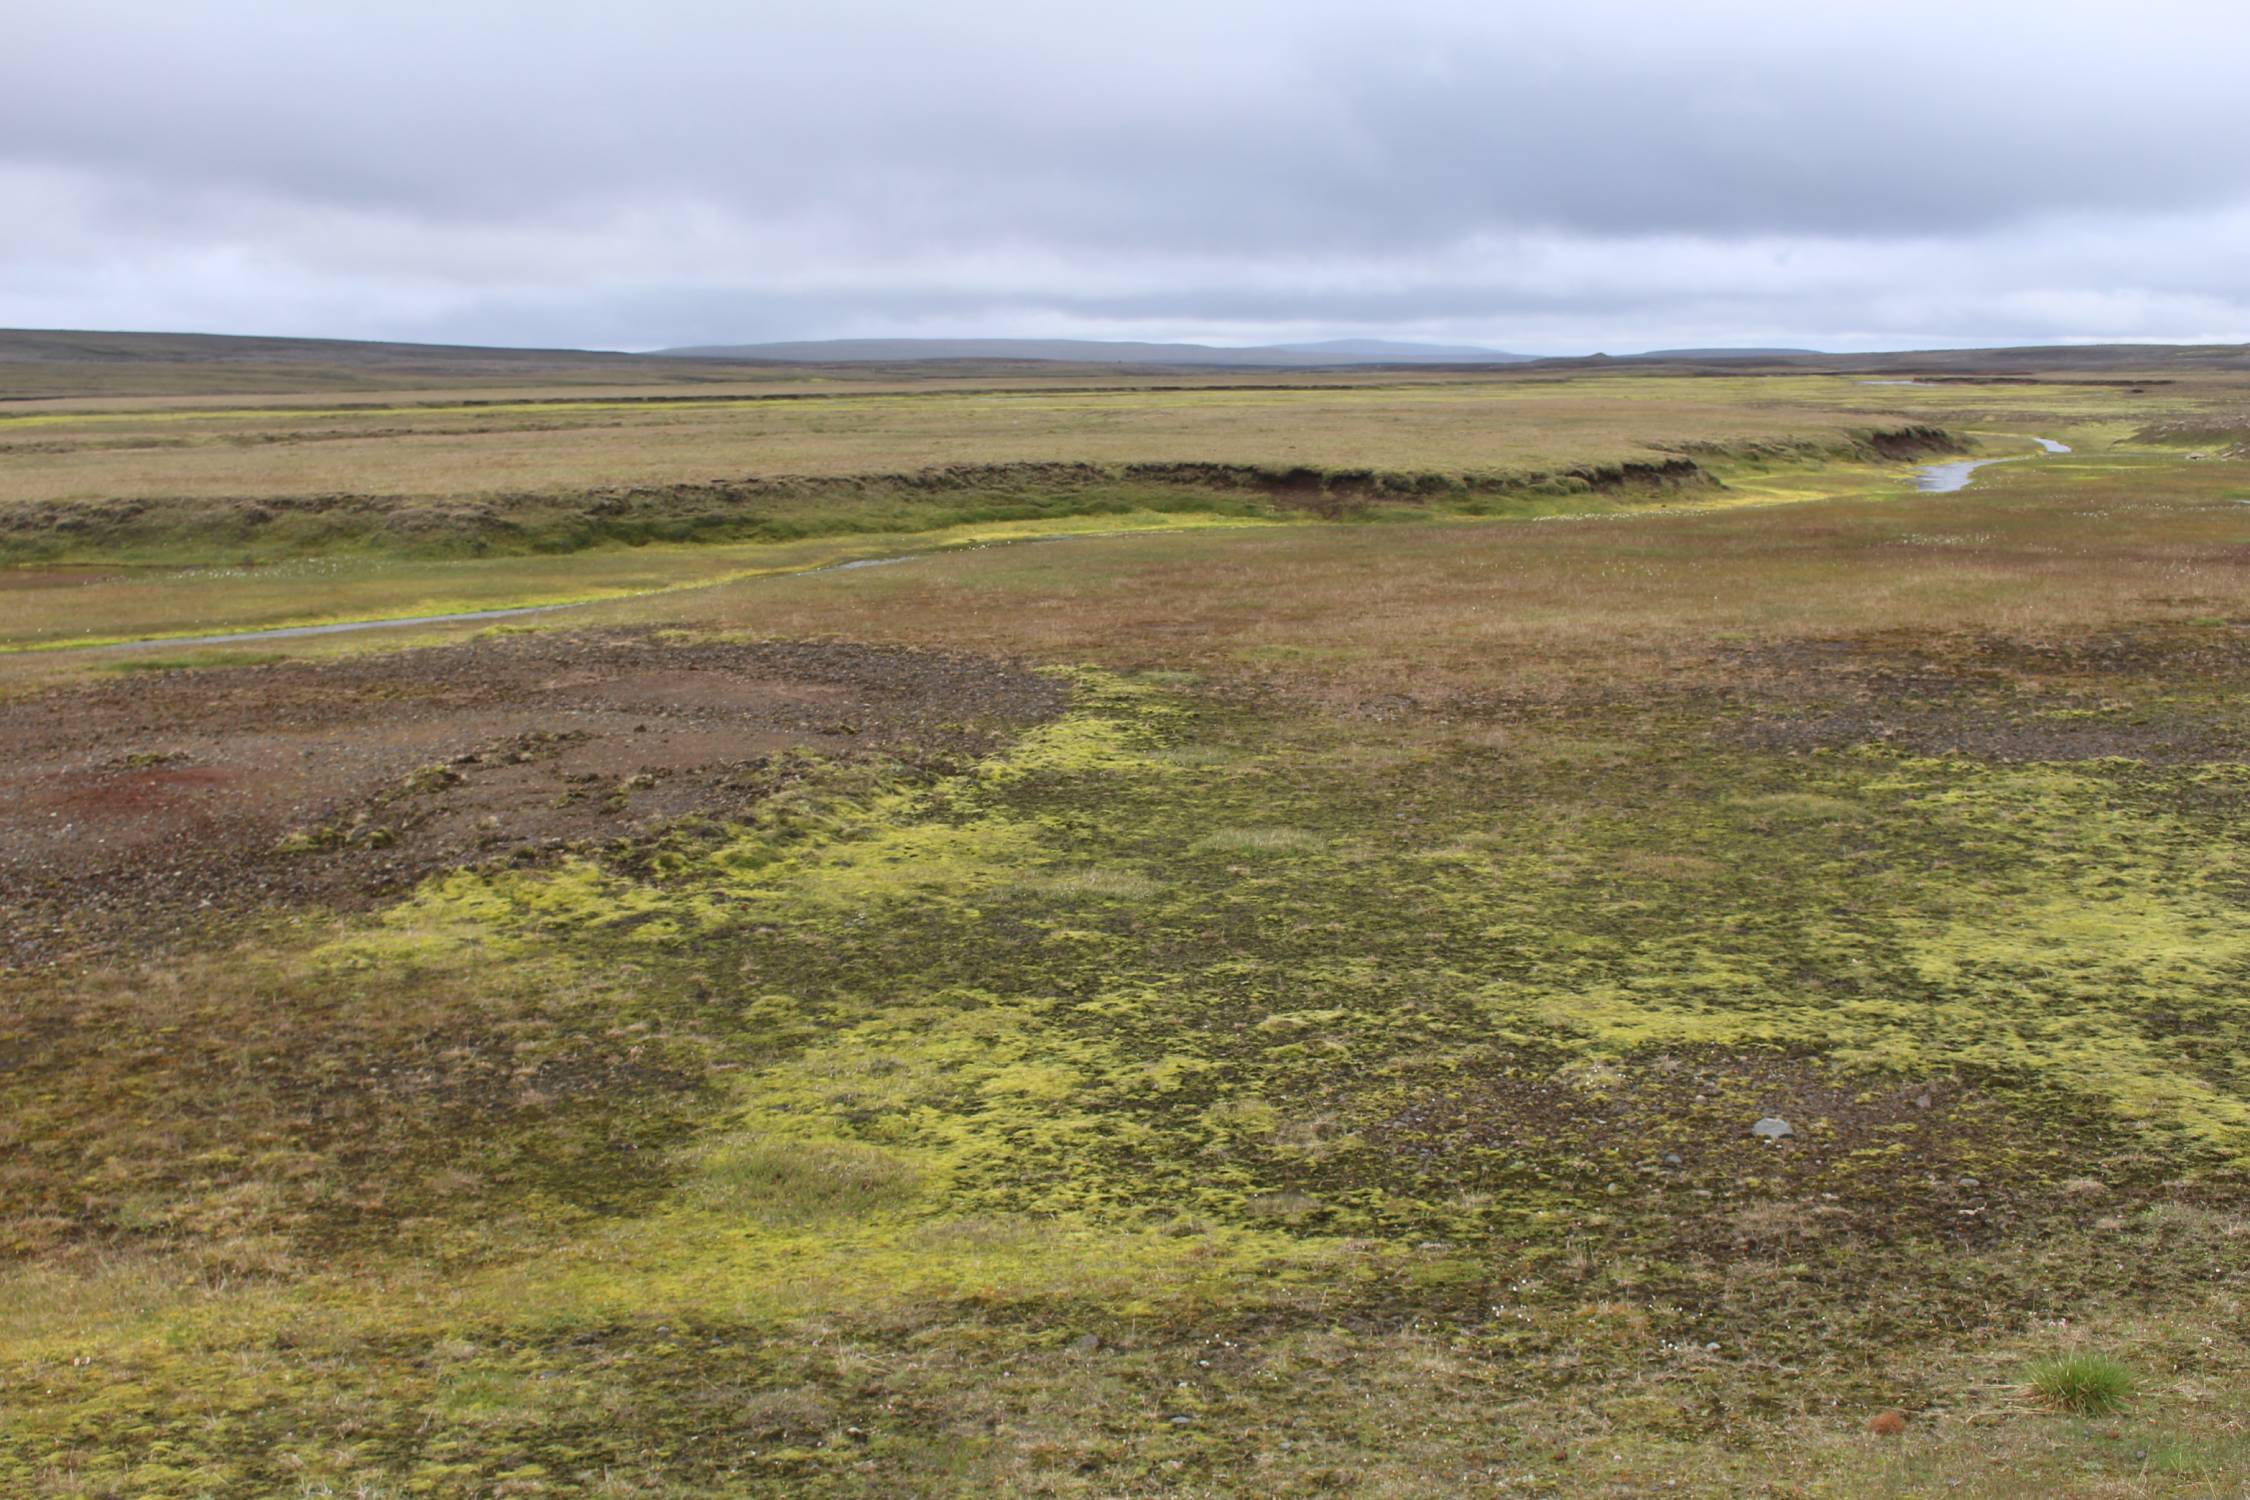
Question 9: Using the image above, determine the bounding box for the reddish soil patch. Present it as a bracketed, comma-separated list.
[1, 629, 1064, 966]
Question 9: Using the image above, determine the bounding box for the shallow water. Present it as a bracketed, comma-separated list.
[1914, 436, 2070, 493]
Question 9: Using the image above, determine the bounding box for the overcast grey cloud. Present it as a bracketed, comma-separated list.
[4, 0, 2248, 352]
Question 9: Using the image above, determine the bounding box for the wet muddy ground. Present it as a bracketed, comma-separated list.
[0, 629, 1064, 966]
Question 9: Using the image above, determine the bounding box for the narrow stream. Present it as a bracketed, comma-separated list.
[1914, 435, 2071, 493]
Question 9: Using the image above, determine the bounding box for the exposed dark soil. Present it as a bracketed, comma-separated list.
[1358, 1050, 2140, 1256]
[0, 629, 1065, 967]
[1739, 703, 2244, 762]
[1716, 627, 2250, 763]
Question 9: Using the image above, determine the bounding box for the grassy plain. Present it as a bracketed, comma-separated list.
[0, 373, 2190, 512]
[4, 358, 2250, 1497]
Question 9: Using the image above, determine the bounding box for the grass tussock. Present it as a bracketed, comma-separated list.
[2026, 1352, 2138, 1415]
[1022, 864, 1165, 901]
[1195, 824, 1324, 854]
[683, 1134, 923, 1226]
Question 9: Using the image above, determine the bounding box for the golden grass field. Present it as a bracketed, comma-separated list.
[5, 355, 2250, 1497]
[0, 371, 2198, 506]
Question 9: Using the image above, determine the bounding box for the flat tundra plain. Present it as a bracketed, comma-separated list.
[3, 352, 2249, 1497]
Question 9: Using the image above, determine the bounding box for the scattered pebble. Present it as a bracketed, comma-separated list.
[1751, 1117, 1794, 1141]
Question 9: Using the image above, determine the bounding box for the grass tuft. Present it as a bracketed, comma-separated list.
[2026, 1352, 2136, 1415]
[1195, 825, 1323, 854]
[683, 1133, 923, 1226]
[1023, 865, 1163, 901]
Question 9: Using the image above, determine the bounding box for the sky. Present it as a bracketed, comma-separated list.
[4, 0, 2249, 355]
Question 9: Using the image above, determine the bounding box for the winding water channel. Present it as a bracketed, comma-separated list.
[1914, 435, 2071, 493]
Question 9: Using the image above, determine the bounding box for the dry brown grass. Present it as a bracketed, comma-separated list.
[0, 382, 1851, 503]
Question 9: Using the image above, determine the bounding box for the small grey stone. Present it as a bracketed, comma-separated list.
[1750, 1117, 1794, 1141]
[1068, 1334, 1101, 1355]
[1955, 1175, 1980, 1188]
[1169, 1415, 1192, 1426]
[1662, 1153, 1683, 1167]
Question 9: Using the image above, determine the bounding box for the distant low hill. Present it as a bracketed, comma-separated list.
[654, 337, 1539, 366]
[0, 327, 652, 370]
[6, 327, 2249, 402]
[1637, 347, 1824, 358]
[0, 327, 699, 399]
[1533, 343, 2250, 376]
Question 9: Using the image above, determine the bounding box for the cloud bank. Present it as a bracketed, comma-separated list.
[4, 0, 2246, 352]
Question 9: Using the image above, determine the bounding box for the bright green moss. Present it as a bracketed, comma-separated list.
[13, 655, 2250, 1493]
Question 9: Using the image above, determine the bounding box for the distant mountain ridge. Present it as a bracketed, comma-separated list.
[654, 337, 1539, 366]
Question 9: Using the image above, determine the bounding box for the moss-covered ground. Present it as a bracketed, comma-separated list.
[10, 645, 2250, 1493]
